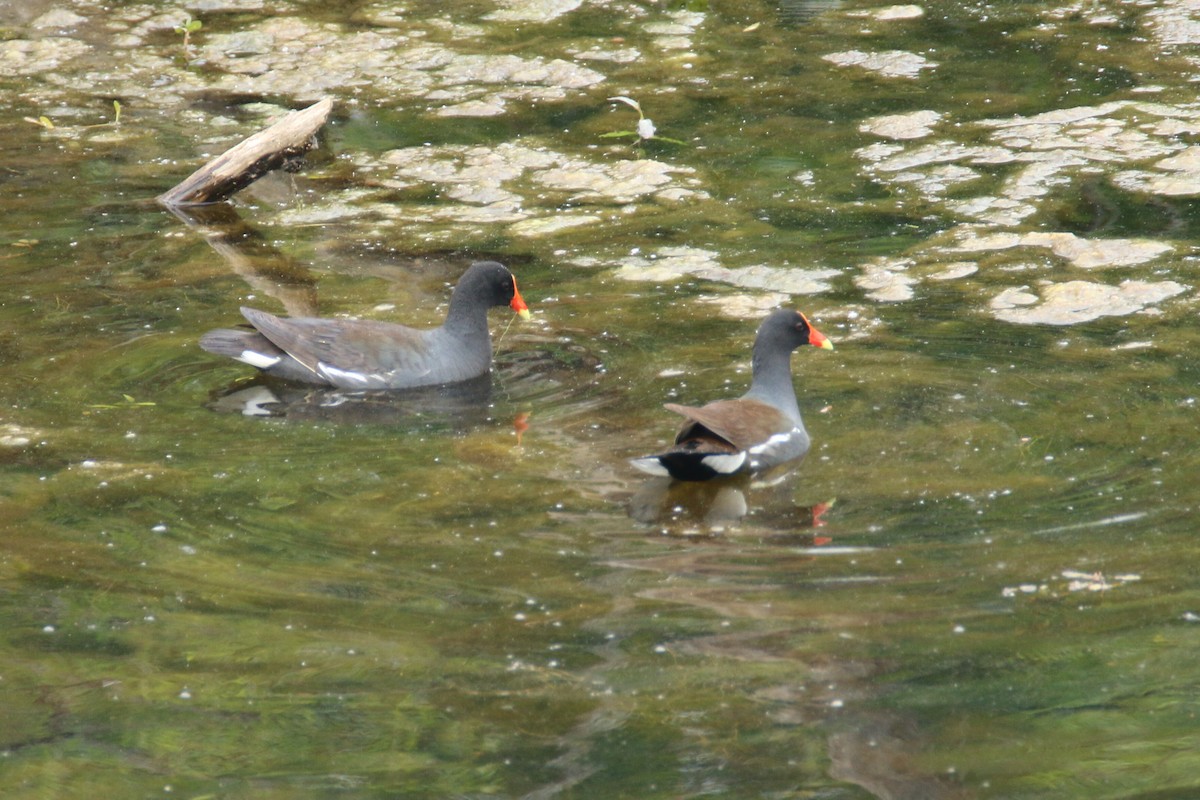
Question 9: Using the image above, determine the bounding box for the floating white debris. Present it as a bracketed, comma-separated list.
[0, 423, 38, 447]
[509, 214, 602, 237]
[855, 258, 917, 302]
[860, 109, 942, 140]
[613, 246, 839, 297]
[700, 292, 790, 319]
[0, 37, 91, 77]
[928, 262, 978, 281]
[823, 49, 937, 79]
[956, 230, 1172, 270]
[990, 279, 1187, 325]
[484, 0, 584, 22]
[572, 47, 641, 63]
[872, 5, 925, 21]
[1001, 584, 1044, 597]
[436, 98, 508, 118]
[1062, 569, 1141, 592]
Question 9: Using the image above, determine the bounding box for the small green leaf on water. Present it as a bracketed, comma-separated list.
[259, 496, 298, 511]
[88, 395, 156, 409]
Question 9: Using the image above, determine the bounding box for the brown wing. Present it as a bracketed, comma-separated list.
[664, 399, 793, 451]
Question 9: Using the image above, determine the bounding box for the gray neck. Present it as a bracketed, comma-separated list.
[442, 282, 493, 339]
[743, 343, 802, 425]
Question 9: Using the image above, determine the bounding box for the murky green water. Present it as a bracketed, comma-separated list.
[4, 0, 1200, 797]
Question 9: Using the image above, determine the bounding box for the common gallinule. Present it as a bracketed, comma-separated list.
[631, 309, 833, 481]
[199, 260, 530, 389]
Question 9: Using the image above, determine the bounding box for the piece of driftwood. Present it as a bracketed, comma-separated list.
[157, 98, 333, 207]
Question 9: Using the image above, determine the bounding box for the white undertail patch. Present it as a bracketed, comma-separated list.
[630, 457, 671, 477]
[237, 350, 282, 369]
[700, 451, 747, 474]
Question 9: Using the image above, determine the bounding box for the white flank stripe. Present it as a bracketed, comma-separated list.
[318, 362, 372, 387]
[630, 457, 671, 477]
[748, 429, 799, 455]
[701, 451, 747, 474]
[237, 350, 282, 369]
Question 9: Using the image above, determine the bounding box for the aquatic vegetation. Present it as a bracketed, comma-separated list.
[23, 114, 54, 130]
[173, 16, 202, 54]
[602, 96, 687, 147]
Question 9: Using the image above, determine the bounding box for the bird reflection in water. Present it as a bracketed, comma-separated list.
[627, 460, 833, 539]
[206, 371, 497, 429]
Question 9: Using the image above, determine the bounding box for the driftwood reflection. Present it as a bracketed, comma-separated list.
[165, 202, 318, 317]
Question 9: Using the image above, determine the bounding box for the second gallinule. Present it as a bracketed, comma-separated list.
[631, 309, 833, 481]
[199, 260, 530, 389]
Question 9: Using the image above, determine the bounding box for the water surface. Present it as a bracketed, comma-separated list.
[3, 0, 1200, 797]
